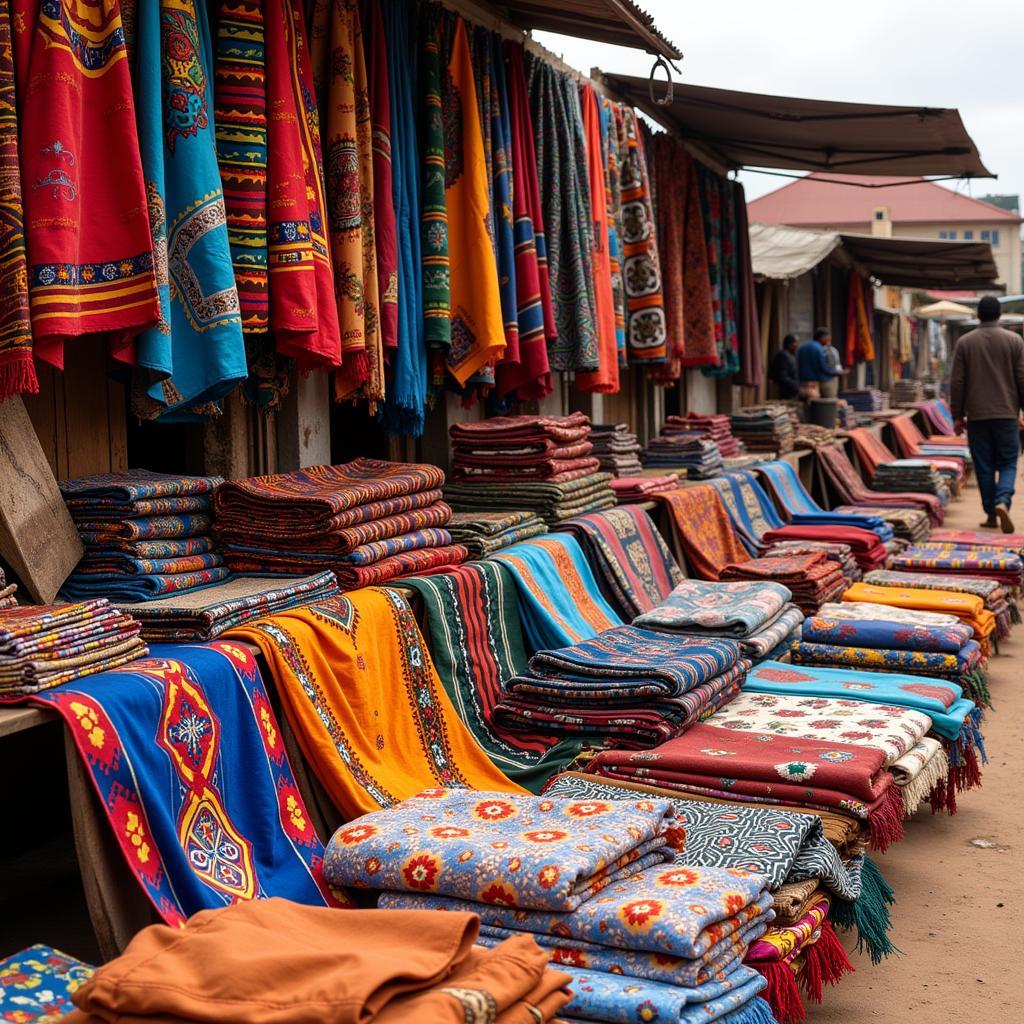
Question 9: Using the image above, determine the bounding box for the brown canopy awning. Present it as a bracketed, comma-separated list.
[598, 75, 993, 178]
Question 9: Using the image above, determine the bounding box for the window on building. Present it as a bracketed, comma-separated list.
[874, 210, 885, 220]
[982, 230, 991, 241]
[939, 230, 948, 239]
[948, 230, 958, 240]
[964, 230, 974, 240]
[992, 229, 1001, 246]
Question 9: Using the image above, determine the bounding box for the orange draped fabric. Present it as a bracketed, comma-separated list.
[657, 484, 749, 579]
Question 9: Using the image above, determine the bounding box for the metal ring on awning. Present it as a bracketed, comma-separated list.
[648, 56, 673, 106]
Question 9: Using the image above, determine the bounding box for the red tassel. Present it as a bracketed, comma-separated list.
[949, 744, 983, 794]
[799, 921, 855, 1003]
[867, 784, 905, 852]
[928, 776, 957, 816]
[0, 357, 39, 402]
[752, 961, 806, 1024]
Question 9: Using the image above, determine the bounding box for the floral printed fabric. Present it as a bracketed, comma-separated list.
[791, 640, 983, 682]
[0, 945, 94, 1022]
[709, 692, 932, 767]
[817, 601, 961, 629]
[745, 896, 828, 964]
[801, 616, 973, 654]
[634, 580, 792, 638]
[323, 789, 674, 911]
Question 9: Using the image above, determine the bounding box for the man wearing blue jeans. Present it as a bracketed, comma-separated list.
[950, 295, 1024, 532]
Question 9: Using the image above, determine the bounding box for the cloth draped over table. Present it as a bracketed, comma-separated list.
[657, 484, 750, 579]
[225, 588, 521, 819]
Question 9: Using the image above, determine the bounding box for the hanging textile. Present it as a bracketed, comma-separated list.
[618, 106, 666, 364]
[733, 181, 763, 387]
[845, 273, 876, 365]
[599, 96, 627, 365]
[698, 163, 740, 376]
[648, 133, 683, 381]
[495, 41, 552, 401]
[308, 0, 383, 406]
[213, 0, 269, 335]
[18, 0, 159, 371]
[0, 0, 33, 400]
[264, 0, 341, 372]
[528, 54, 598, 372]
[378, 0, 426, 435]
[132, 0, 247, 419]
[575, 84, 619, 394]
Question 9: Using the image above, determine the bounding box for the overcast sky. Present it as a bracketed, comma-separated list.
[535, 0, 1022, 211]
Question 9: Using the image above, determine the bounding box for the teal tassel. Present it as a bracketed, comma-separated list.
[968, 668, 992, 710]
[831, 855, 898, 965]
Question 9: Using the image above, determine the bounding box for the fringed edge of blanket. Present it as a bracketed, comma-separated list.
[899, 746, 950, 818]
[961, 667, 992, 709]
[867, 784, 905, 852]
[750, 961, 805, 1024]
[943, 706, 987, 800]
[799, 919, 855, 1003]
[831, 855, 898, 965]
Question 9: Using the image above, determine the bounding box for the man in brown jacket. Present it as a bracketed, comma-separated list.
[950, 295, 1024, 532]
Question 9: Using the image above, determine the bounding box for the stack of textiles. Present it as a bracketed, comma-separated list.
[555, 508, 683, 619]
[0, 600, 146, 694]
[871, 460, 950, 500]
[790, 615, 990, 709]
[839, 388, 884, 413]
[59, 472, 227, 601]
[446, 510, 548, 557]
[116, 572, 340, 641]
[643, 433, 724, 478]
[761, 525, 890, 572]
[761, 540, 862, 584]
[589, 423, 644, 476]
[633, 580, 804, 664]
[847, 426, 964, 492]
[889, 414, 971, 463]
[449, 413, 598, 483]
[723, 454, 763, 471]
[0, 567, 15, 609]
[891, 379, 924, 403]
[610, 474, 680, 503]
[730, 405, 795, 454]
[591, 720, 906, 851]
[720, 553, 848, 615]
[793, 423, 835, 449]
[214, 459, 466, 589]
[0, 945, 94, 1020]
[930, 529, 1024, 556]
[494, 626, 747, 747]
[666, 413, 744, 457]
[836, 400, 854, 429]
[446, 471, 616, 525]
[891, 543, 1024, 588]
[59, 900, 572, 1024]
[325, 790, 777, 1024]
[836, 504, 930, 544]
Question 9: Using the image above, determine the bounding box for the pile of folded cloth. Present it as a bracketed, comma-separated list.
[58, 897, 574, 1024]
[761, 525, 890, 573]
[450, 412, 599, 484]
[891, 379, 924, 404]
[610, 474, 680, 503]
[324, 789, 777, 1024]
[839, 388, 885, 413]
[760, 540, 862, 584]
[59, 471, 228, 601]
[446, 510, 548, 557]
[0, 567, 15, 609]
[720, 551, 848, 615]
[642, 433, 723, 477]
[930, 528, 1024, 557]
[0, 599, 146, 694]
[446, 471, 616, 525]
[0, 945, 95, 1020]
[589, 423, 644, 476]
[116, 572, 340, 641]
[890, 542, 1024, 588]
[723, 454, 763, 471]
[730, 405, 795, 454]
[872, 459, 950, 500]
[493, 626, 748, 748]
[633, 579, 804, 663]
[790, 614, 990, 708]
[836, 504, 930, 544]
[214, 459, 466, 589]
[793, 423, 835, 449]
[665, 413, 744, 457]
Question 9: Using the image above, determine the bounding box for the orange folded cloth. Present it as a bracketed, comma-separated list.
[65, 899, 572, 1024]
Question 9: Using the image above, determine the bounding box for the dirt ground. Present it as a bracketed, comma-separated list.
[810, 480, 1024, 1022]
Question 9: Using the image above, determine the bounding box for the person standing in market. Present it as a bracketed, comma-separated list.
[821, 336, 847, 398]
[950, 295, 1024, 532]
[796, 328, 842, 399]
[769, 334, 800, 399]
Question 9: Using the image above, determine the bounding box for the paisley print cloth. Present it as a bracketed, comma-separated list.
[323, 788, 674, 911]
[656, 484, 749, 579]
[801, 616, 973, 653]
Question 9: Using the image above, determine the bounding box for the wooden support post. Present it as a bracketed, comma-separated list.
[278, 370, 331, 471]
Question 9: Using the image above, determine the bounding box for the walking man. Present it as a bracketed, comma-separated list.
[769, 334, 800, 399]
[796, 328, 843, 399]
[950, 295, 1024, 532]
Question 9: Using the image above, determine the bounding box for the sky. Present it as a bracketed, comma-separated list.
[534, 0, 1023, 208]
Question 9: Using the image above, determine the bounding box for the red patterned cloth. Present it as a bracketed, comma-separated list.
[657, 484, 749, 579]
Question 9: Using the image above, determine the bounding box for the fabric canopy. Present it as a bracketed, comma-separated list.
[597, 76, 992, 178]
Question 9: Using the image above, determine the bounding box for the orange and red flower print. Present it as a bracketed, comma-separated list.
[523, 829, 569, 844]
[472, 798, 518, 821]
[277, 784, 314, 845]
[655, 867, 699, 888]
[428, 825, 471, 840]
[478, 881, 519, 906]
[537, 865, 561, 889]
[335, 823, 379, 845]
[565, 800, 611, 818]
[617, 898, 664, 932]
[551, 947, 586, 968]
[364, 856, 382, 875]
[722, 891, 746, 915]
[401, 852, 441, 891]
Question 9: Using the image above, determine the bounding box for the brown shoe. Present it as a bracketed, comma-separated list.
[980, 516, 997, 528]
[995, 504, 1015, 534]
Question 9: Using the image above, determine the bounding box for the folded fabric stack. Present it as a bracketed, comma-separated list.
[891, 543, 1024, 588]
[839, 388, 884, 413]
[60, 899, 572, 1024]
[0, 567, 15, 609]
[59, 471, 227, 601]
[888, 413, 971, 464]
[891, 379, 924, 404]
[0, 600, 146, 694]
[761, 541, 862, 584]
[793, 423, 835, 449]
[761, 525, 890, 572]
[214, 459, 466, 589]
[590, 423, 644, 476]
[930, 529, 1024, 557]
[494, 626, 748, 748]
[836, 504, 930, 544]
[633, 579, 803, 664]
[720, 552, 847, 615]
[871, 459, 950, 500]
[325, 790, 776, 1024]
[791, 614, 989, 708]
[446, 510, 549, 557]
[446, 471, 616, 525]
[666, 413, 745, 457]
[116, 572, 340, 641]
[730, 405, 795, 454]
[450, 412, 599, 483]
[0, 945, 95, 1021]
[850, 425, 964, 493]
[610, 474, 680, 503]
[643, 433, 724, 478]
[723, 454, 764, 471]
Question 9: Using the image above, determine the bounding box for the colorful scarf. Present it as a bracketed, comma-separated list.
[264, 0, 341, 372]
[755, 461, 820, 517]
[324, 788, 673, 911]
[635, 580, 792, 638]
[657, 484, 749, 579]
[308, 0, 383, 405]
[556, 506, 682, 619]
[697, 165, 740, 376]
[20, 0, 159, 371]
[226, 588, 520, 818]
[401, 563, 584, 791]
[708, 472, 785, 553]
[22, 643, 345, 925]
[599, 96, 627, 363]
[0, 0, 33, 399]
[492, 534, 622, 651]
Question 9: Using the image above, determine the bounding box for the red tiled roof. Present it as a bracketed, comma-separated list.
[748, 173, 1022, 226]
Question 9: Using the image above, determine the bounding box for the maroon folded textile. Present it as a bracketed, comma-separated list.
[451, 459, 601, 483]
[761, 525, 888, 572]
[610, 476, 680, 502]
[449, 412, 591, 446]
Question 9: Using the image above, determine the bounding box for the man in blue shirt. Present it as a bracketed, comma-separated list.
[797, 328, 842, 399]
